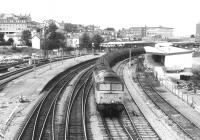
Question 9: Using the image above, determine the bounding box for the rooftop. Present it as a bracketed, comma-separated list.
[101, 41, 155, 47]
[145, 46, 193, 55]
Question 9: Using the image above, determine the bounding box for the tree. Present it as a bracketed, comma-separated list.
[43, 22, 65, 51]
[21, 30, 32, 46]
[64, 23, 78, 33]
[191, 34, 195, 38]
[79, 33, 92, 49]
[7, 38, 14, 45]
[92, 34, 104, 50]
[46, 23, 58, 35]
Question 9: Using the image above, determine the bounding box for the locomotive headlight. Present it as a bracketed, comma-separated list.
[114, 95, 117, 98]
[111, 100, 114, 103]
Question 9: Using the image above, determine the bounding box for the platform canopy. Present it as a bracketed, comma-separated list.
[100, 41, 155, 48]
[144, 46, 193, 55]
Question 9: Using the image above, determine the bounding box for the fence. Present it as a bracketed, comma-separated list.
[160, 78, 197, 108]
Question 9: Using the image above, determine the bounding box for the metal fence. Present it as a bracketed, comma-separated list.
[160, 78, 197, 108]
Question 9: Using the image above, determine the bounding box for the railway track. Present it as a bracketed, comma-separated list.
[0, 61, 28, 72]
[100, 114, 132, 140]
[115, 59, 160, 140]
[137, 72, 200, 140]
[15, 59, 96, 140]
[0, 56, 74, 82]
[65, 67, 93, 140]
[99, 104, 157, 140]
[99, 113, 113, 140]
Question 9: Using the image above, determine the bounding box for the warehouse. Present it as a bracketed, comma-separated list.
[145, 45, 193, 72]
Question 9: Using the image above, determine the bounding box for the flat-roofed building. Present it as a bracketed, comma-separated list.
[145, 44, 193, 72]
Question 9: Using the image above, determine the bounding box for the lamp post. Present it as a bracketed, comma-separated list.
[92, 43, 94, 54]
[100, 44, 102, 52]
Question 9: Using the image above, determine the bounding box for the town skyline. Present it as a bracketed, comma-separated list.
[1, 0, 200, 37]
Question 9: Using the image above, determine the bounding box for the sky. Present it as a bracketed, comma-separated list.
[1, 0, 200, 36]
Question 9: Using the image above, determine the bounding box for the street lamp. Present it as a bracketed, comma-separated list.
[92, 43, 95, 54]
[100, 44, 102, 52]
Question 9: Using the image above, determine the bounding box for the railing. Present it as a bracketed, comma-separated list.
[159, 78, 200, 112]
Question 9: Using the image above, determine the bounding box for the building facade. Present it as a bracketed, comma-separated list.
[0, 13, 33, 34]
[118, 26, 173, 41]
[118, 27, 146, 41]
[101, 28, 117, 42]
[0, 13, 41, 45]
[145, 26, 173, 41]
[31, 30, 41, 49]
[65, 32, 80, 48]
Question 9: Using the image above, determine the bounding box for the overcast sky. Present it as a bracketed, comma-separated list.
[1, 0, 200, 36]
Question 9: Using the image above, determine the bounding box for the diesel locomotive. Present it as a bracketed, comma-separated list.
[93, 67, 124, 113]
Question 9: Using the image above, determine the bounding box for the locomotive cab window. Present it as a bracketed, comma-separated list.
[111, 83, 123, 91]
[99, 83, 110, 90]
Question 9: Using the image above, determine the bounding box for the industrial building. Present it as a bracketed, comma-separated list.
[145, 44, 193, 72]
